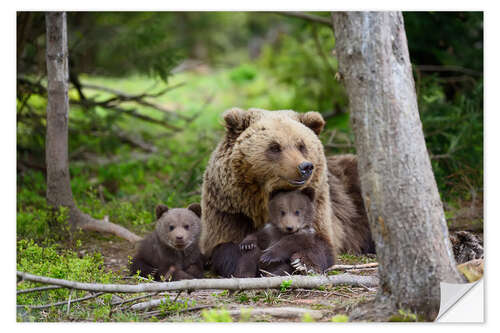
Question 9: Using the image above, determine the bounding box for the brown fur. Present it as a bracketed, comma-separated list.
[129, 203, 204, 281]
[201, 108, 373, 277]
[233, 189, 334, 277]
[327, 154, 375, 253]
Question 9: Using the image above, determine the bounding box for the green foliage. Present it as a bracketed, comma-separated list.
[389, 309, 419, 322]
[419, 77, 483, 200]
[16, 193, 70, 242]
[279, 279, 292, 292]
[259, 23, 348, 113]
[262, 290, 281, 305]
[330, 314, 349, 322]
[201, 308, 233, 322]
[338, 254, 377, 265]
[404, 12, 483, 72]
[17, 239, 117, 321]
[236, 292, 250, 303]
[302, 313, 316, 322]
[230, 64, 257, 84]
[68, 12, 181, 82]
[158, 295, 192, 315]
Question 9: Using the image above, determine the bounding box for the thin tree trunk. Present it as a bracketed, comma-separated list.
[332, 11, 464, 321]
[44, 12, 141, 243]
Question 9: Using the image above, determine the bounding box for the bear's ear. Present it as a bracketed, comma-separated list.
[299, 111, 325, 135]
[222, 107, 253, 136]
[187, 203, 202, 218]
[300, 187, 315, 202]
[155, 204, 169, 220]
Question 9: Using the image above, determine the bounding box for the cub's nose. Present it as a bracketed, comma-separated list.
[176, 236, 183, 241]
[298, 162, 314, 178]
[286, 226, 294, 232]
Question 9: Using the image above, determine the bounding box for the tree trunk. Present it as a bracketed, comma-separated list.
[45, 12, 141, 243]
[332, 11, 464, 321]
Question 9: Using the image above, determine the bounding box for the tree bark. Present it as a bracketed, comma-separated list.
[332, 11, 464, 321]
[44, 12, 141, 243]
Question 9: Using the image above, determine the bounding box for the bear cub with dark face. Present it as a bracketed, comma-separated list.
[129, 203, 204, 281]
[234, 188, 334, 277]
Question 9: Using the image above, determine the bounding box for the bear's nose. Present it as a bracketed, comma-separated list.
[298, 162, 314, 178]
[176, 235, 183, 241]
[286, 226, 294, 233]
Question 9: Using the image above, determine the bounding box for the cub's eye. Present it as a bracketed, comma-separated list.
[184, 225, 189, 230]
[169, 225, 174, 231]
[295, 210, 300, 216]
[280, 211, 286, 217]
[269, 143, 281, 153]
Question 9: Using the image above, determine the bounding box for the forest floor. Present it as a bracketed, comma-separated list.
[74, 233, 378, 322]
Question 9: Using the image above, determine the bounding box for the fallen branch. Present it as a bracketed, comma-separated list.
[326, 262, 379, 272]
[111, 292, 159, 307]
[77, 213, 142, 244]
[16, 271, 378, 294]
[17, 285, 64, 294]
[130, 297, 195, 311]
[17, 292, 104, 310]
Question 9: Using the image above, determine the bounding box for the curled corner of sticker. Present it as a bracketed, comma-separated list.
[436, 279, 484, 322]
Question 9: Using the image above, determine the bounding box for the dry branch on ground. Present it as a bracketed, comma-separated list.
[17, 271, 378, 294]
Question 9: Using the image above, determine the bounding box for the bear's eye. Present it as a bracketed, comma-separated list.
[298, 142, 307, 154]
[268, 143, 281, 153]
[295, 210, 300, 216]
[280, 211, 286, 217]
[169, 225, 174, 231]
[184, 225, 189, 230]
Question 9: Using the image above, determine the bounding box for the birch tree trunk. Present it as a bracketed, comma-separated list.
[332, 11, 464, 321]
[45, 12, 141, 243]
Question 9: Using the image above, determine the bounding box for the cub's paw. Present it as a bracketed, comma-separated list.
[239, 240, 257, 252]
[259, 249, 283, 265]
[290, 253, 320, 275]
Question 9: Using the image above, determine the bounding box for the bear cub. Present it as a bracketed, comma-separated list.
[129, 203, 204, 281]
[234, 188, 334, 277]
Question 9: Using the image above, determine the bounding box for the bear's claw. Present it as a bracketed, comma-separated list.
[291, 258, 316, 274]
[240, 243, 256, 251]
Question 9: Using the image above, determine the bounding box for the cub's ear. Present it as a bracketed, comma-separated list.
[155, 204, 169, 220]
[187, 203, 202, 218]
[222, 107, 254, 136]
[299, 111, 325, 135]
[300, 187, 316, 202]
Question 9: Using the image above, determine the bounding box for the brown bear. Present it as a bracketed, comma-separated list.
[233, 188, 334, 277]
[201, 108, 373, 277]
[129, 203, 204, 281]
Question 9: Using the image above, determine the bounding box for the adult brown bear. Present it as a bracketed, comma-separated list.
[200, 108, 374, 276]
